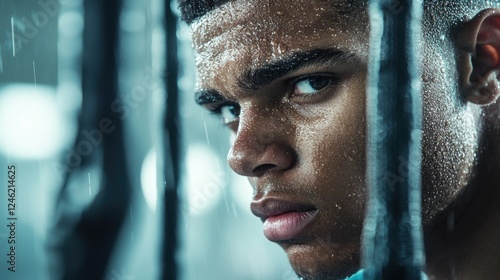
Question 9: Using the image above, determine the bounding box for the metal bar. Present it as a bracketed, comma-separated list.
[55, 0, 131, 279]
[362, 0, 425, 279]
[162, 0, 180, 279]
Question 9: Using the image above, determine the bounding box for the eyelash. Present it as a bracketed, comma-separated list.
[208, 101, 241, 127]
[206, 73, 341, 124]
[287, 73, 340, 98]
[209, 101, 240, 115]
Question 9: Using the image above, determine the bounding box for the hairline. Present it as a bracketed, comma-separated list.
[180, 0, 366, 24]
[180, 0, 500, 26]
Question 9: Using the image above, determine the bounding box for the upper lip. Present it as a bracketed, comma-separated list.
[250, 197, 317, 222]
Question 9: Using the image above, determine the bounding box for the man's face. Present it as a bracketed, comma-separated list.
[191, 0, 480, 278]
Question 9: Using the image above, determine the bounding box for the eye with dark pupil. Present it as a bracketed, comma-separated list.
[308, 77, 330, 90]
[220, 103, 241, 124]
[227, 105, 240, 117]
[294, 76, 333, 95]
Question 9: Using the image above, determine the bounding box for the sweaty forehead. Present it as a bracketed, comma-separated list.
[190, 0, 368, 92]
[191, 0, 363, 48]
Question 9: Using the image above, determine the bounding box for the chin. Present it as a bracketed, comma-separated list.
[284, 243, 361, 280]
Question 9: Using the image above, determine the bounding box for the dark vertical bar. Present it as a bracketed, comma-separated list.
[362, 0, 425, 279]
[162, 0, 180, 279]
[55, 0, 131, 279]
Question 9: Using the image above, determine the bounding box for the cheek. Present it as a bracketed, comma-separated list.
[420, 66, 481, 223]
[294, 77, 367, 218]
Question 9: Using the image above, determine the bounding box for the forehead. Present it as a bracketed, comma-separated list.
[191, 0, 369, 92]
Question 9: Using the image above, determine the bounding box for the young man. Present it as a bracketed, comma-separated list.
[179, 0, 500, 279]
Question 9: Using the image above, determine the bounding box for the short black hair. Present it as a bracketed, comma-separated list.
[178, 0, 500, 25]
[178, 0, 233, 24]
[177, 0, 366, 23]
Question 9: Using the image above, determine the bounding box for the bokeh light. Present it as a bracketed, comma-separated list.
[0, 84, 74, 159]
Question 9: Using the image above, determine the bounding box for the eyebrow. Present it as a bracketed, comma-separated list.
[238, 48, 359, 91]
[194, 48, 359, 105]
[195, 89, 227, 105]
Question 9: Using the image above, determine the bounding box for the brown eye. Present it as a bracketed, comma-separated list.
[220, 104, 240, 125]
[293, 76, 332, 95]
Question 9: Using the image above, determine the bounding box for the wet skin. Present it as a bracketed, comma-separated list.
[191, 1, 500, 279]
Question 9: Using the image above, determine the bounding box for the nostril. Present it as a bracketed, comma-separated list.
[252, 164, 277, 174]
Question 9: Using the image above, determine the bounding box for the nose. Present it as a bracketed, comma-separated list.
[227, 106, 295, 177]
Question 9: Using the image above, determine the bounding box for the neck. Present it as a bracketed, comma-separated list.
[425, 119, 500, 279]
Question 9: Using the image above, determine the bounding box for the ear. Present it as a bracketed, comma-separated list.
[457, 9, 500, 105]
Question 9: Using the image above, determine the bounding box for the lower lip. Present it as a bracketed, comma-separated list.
[263, 210, 317, 242]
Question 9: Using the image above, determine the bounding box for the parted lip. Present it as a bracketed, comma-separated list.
[250, 197, 317, 222]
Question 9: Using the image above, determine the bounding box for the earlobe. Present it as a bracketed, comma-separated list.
[458, 9, 500, 105]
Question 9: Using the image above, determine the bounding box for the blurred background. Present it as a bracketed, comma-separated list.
[0, 0, 294, 279]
